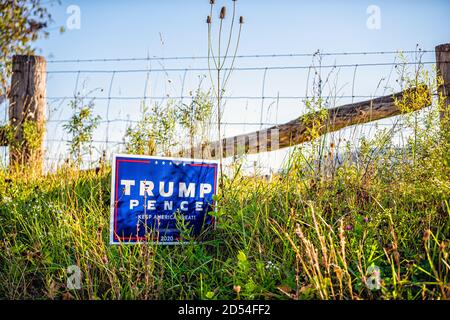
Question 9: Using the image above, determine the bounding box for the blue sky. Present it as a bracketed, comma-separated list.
[39, 0, 450, 59]
[5, 0, 449, 169]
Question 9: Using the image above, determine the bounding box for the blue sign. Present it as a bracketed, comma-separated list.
[110, 154, 218, 244]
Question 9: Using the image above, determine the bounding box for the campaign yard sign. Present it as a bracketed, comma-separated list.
[110, 154, 218, 244]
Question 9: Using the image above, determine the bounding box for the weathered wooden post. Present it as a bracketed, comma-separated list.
[436, 43, 450, 124]
[8, 55, 46, 172]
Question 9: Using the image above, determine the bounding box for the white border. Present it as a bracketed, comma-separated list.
[109, 153, 219, 245]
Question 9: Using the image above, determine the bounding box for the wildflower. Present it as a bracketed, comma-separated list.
[209, 0, 215, 4]
[233, 285, 241, 294]
[239, 16, 244, 24]
[265, 261, 279, 271]
[363, 216, 369, 223]
[370, 268, 379, 278]
[345, 224, 353, 231]
[206, 15, 211, 24]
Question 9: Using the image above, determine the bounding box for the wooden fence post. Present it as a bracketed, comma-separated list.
[8, 55, 46, 172]
[436, 43, 450, 124]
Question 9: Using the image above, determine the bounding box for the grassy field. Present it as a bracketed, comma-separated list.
[1, 112, 449, 300]
[1, 73, 450, 300]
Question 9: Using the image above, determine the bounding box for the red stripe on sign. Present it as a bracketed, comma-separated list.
[213, 164, 217, 227]
[189, 162, 218, 228]
[120, 159, 151, 163]
[114, 158, 150, 241]
[189, 163, 216, 167]
[114, 159, 120, 241]
[117, 235, 159, 241]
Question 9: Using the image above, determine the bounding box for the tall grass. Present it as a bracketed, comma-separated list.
[1, 70, 450, 300]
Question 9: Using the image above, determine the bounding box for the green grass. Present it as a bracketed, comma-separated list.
[1, 78, 450, 299]
[1, 120, 449, 300]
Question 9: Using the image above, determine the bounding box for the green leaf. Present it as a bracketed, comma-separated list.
[237, 250, 247, 263]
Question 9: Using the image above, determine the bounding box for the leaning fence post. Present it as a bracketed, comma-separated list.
[8, 55, 46, 172]
[436, 43, 450, 125]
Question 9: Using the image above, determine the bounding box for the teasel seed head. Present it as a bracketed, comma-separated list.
[239, 16, 244, 24]
[210, 0, 215, 4]
[219, 6, 226, 19]
[206, 15, 211, 24]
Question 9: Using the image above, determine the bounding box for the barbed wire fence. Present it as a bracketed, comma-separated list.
[0, 46, 441, 173]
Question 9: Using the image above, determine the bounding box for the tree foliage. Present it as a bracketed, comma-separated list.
[0, 0, 58, 96]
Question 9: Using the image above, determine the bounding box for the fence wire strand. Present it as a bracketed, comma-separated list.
[45, 49, 438, 64]
[0, 48, 440, 168]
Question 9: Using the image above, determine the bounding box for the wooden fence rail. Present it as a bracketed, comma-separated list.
[178, 85, 431, 160]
